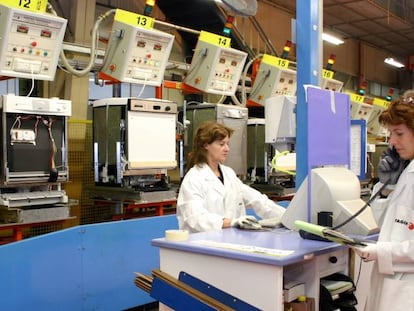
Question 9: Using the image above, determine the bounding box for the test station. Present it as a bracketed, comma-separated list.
[0, 0, 412, 310]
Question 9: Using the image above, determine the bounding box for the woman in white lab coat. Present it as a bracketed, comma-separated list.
[177, 121, 285, 233]
[353, 93, 414, 311]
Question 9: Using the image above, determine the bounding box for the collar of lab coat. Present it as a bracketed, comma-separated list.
[387, 159, 414, 200]
[406, 159, 414, 173]
[198, 163, 226, 194]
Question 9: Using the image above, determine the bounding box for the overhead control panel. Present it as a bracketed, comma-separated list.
[321, 69, 344, 92]
[347, 92, 373, 122]
[248, 54, 297, 106]
[367, 97, 390, 137]
[184, 31, 247, 96]
[0, 4, 67, 81]
[100, 9, 174, 86]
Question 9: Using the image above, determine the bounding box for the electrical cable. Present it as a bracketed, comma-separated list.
[43, 117, 58, 182]
[215, 92, 226, 105]
[240, 53, 262, 106]
[48, 3, 116, 77]
[185, 47, 207, 80]
[26, 65, 35, 97]
[354, 252, 363, 288]
[10, 116, 22, 132]
[102, 103, 110, 182]
[137, 76, 148, 98]
[248, 68, 269, 100]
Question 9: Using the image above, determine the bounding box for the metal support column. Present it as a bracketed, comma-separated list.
[296, 0, 323, 187]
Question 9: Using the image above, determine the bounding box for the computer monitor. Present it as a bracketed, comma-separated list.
[264, 95, 296, 144]
[281, 166, 379, 236]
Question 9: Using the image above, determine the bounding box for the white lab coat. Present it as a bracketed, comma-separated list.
[365, 159, 414, 311]
[177, 163, 285, 233]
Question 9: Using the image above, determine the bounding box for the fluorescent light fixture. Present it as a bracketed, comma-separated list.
[384, 57, 405, 69]
[322, 33, 344, 45]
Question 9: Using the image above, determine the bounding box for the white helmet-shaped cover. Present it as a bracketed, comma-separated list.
[221, 0, 258, 16]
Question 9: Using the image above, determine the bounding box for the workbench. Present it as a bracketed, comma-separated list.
[152, 227, 349, 310]
[92, 198, 177, 220]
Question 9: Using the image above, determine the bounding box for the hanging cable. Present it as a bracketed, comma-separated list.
[26, 65, 35, 97]
[47, 3, 116, 77]
[240, 53, 262, 106]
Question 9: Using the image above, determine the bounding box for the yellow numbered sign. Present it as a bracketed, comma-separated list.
[262, 54, 289, 69]
[373, 98, 390, 109]
[199, 31, 231, 48]
[2, 0, 47, 12]
[322, 69, 334, 79]
[115, 9, 154, 29]
[347, 92, 365, 104]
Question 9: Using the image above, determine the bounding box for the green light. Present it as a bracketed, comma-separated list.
[223, 27, 231, 36]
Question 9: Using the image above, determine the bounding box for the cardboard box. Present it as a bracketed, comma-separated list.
[283, 281, 306, 302]
[284, 297, 315, 311]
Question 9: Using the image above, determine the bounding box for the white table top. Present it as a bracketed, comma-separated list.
[152, 227, 346, 266]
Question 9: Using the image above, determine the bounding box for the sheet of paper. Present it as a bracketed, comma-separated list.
[350, 123, 362, 176]
[191, 240, 294, 257]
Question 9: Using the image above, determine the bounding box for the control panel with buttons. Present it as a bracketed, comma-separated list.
[1, 94, 72, 116]
[100, 19, 174, 86]
[184, 40, 247, 96]
[0, 4, 67, 81]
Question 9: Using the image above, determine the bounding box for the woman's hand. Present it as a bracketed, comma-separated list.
[352, 243, 378, 262]
[222, 218, 232, 228]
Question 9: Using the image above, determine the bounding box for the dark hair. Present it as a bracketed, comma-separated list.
[187, 121, 234, 169]
[379, 90, 414, 131]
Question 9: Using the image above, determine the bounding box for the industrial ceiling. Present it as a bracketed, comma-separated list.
[264, 0, 414, 60]
[54, 0, 414, 61]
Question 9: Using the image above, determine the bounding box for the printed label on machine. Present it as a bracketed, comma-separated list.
[322, 69, 334, 79]
[262, 54, 290, 69]
[114, 8, 154, 29]
[199, 30, 231, 48]
[347, 92, 365, 104]
[2, 0, 47, 12]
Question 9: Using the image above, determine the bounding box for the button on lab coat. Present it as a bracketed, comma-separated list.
[177, 163, 285, 233]
[366, 159, 414, 311]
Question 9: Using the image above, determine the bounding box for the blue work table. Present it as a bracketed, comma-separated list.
[152, 228, 349, 310]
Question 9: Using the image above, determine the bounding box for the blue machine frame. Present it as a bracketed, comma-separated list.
[351, 119, 367, 180]
[0, 215, 178, 310]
